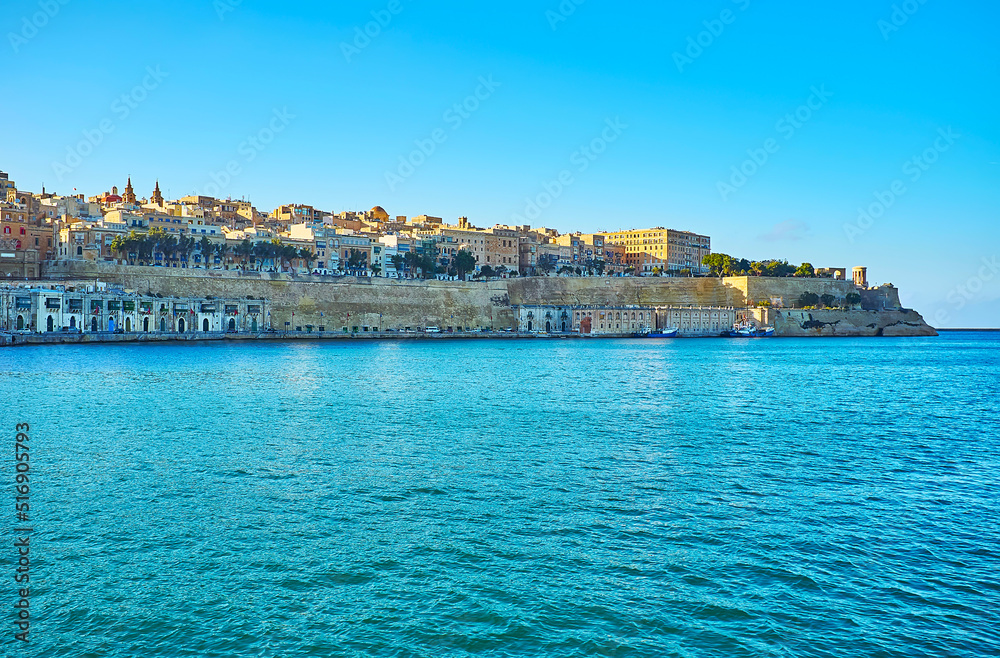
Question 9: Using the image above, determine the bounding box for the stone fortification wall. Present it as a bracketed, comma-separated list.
[43, 261, 513, 330]
[40, 262, 935, 336]
[507, 276, 734, 307]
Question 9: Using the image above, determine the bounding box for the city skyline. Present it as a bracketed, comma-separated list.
[3, 0, 998, 326]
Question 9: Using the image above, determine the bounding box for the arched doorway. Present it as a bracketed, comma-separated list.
[125, 318, 131, 332]
[178, 318, 185, 333]
[561, 321, 566, 332]
[527, 321, 532, 332]
[108, 317, 115, 332]
[251, 318, 258, 332]
[143, 317, 149, 332]
[581, 316, 592, 334]
[91, 317, 98, 332]
[203, 318, 210, 332]
[46, 315, 54, 332]
[16, 315, 24, 330]
[228, 318, 236, 332]
[69, 317, 76, 330]
[546, 321, 551, 333]
[159, 318, 165, 332]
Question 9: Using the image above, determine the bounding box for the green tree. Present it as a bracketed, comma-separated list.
[797, 292, 820, 308]
[177, 235, 196, 266]
[347, 248, 368, 273]
[235, 239, 254, 268]
[214, 242, 231, 268]
[298, 248, 316, 271]
[160, 234, 178, 265]
[390, 254, 405, 277]
[198, 236, 213, 267]
[110, 235, 126, 262]
[403, 251, 421, 278]
[845, 292, 862, 307]
[419, 254, 436, 279]
[453, 249, 477, 280]
[795, 262, 816, 277]
[703, 253, 749, 277]
[820, 293, 836, 308]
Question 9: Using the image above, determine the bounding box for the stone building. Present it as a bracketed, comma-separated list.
[600, 227, 712, 275]
[516, 304, 740, 337]
[0, 286, 269, 334]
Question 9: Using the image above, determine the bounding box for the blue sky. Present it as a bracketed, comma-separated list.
[3, 0, 998, 326]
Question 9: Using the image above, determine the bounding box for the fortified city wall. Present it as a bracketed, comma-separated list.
[39, 261, 934, 336]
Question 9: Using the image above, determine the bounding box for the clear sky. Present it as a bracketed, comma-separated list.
[3, 0, 998, 326]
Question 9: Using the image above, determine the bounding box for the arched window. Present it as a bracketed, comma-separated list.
[3, 227, 9, 234]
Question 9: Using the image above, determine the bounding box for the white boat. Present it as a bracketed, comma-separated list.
[637, 327, 679, 338]
[728, 320, 774, 337]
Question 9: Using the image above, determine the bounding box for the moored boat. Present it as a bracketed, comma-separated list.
[636, 327, 679, 338]
[728, 320, 774, 337]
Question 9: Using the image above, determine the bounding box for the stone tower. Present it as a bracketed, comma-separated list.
[151, 180, 164, 206]
[123, 177, 137, 204]
[852, 266, 868, 288]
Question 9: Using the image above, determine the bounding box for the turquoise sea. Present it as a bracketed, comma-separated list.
[2, 332, 999, 657]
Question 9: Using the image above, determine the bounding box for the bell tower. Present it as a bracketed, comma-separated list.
[151, 180, 164, 206]
[123, 177, 137, 204]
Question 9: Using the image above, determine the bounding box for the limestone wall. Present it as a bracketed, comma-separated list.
[40, 261, 935, 336]
[43, 261, 514, 330]
[508, 276, 734, 307]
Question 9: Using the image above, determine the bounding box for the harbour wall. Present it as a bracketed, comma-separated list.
[38, 261, 935, 336]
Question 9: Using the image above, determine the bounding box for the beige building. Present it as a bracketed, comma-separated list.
[601, 227, 711, 275]
[517, 304, 740, 337]
[0, 285, 269, 334]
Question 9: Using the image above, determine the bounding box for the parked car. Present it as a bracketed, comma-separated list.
[425, 326, 441, 333]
